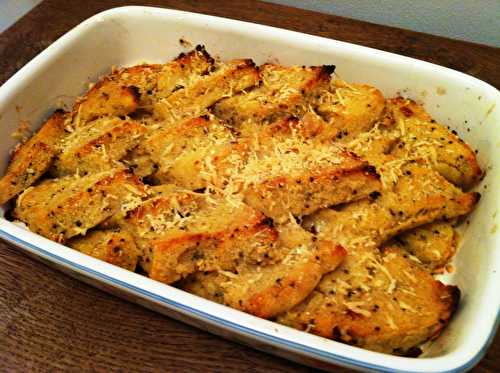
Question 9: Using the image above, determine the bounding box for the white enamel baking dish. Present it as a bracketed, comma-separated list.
[0, 6, 498, 372]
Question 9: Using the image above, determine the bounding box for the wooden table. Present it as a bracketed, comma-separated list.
[0, 1, 498, 372]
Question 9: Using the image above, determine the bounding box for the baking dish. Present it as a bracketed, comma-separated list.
[0, 6, 498, 372]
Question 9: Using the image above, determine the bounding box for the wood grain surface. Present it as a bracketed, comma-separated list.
[0, 1, 499, 372]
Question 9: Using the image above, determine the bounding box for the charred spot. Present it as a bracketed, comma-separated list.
[399, 106, 413, 117]
[128, 85, 141, 101]
[3, 207, 15, 222]
[240, 59, 256, 69]
[179, 38, 192, 48]
[322, 65, 336, 75]
[403, 347, 422, 358]
[172, 84, 184, 92]
[369, 191, 381, 200]
[292, 215, 302, 225]
[53, 108, 66, 115]
[191, 250, 205, 260]
[175, 52, 186, 60]
[200, 47, 215, 65]
[331, 326, 341, 340]
[135, 265, 148, 276]
[262, 217, 274, 228]
[362, 164, 380, 179]
[449, 285, 461, 315]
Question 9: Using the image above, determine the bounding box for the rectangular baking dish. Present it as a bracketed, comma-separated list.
[0, 6, 498, 372]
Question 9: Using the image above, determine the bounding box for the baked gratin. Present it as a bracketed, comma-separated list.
[0, 45, 482, 356]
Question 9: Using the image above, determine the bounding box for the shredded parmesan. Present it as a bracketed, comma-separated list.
[345, 301, 372, 317]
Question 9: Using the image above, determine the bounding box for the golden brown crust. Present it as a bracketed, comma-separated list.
[111, 64, 163, 107]
[13, 169, 147, 242]
[73, 79, 140, 124]
[53, 117, 147, 176]
[243, 153, 381, 222]
[181, 224, 346, 319]
[131, 115, 235, 185]
[70, 228, 139, 271]
[303, 164, 479, 251]
[1, 46, 483, 356]
[312, 80, 386, 142]
[149, 224, 276, 285]
[75, 46, 214, 117]
[156, 45, 215, 97]
[241, 246, 345, 318]
[392, 221, 457, 271]
[293, 163, 475, 353]
[278, 246, 459, 354]
[387, 97, 482, 189]
[154, 59, 259, 121]
[121, 191, 281, 283]
[0, 110, 67, 204]
[213, 64, 334, 125]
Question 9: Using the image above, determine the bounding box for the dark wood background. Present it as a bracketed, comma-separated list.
[0, 1, 498, 372]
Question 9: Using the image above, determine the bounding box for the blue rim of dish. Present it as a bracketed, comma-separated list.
[0, 227, 498, 373]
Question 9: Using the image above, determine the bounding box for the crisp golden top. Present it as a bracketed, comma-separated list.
[0, 45, 481, 356]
